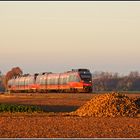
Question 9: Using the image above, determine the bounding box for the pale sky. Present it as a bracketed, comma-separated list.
[0, 2, 140, 75]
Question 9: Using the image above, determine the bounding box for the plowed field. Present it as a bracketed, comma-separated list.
[0, 92, 140, 138]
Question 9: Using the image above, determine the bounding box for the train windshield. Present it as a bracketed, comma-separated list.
[79, 72, 92, 82]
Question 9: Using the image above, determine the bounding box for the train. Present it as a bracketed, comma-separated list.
[7, 68, 93, 93]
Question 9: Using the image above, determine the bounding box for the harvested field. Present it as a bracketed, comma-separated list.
[0, 92, 140, 138]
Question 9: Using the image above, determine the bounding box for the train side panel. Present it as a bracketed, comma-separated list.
[47, 74, 59, 92]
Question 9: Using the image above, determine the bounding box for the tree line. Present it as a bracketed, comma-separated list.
[92, 71, 140, 91]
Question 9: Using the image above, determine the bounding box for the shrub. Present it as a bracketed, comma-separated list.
[0, 104, 43, 113]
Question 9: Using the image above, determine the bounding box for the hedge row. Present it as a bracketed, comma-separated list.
[0, 104, 43, 112]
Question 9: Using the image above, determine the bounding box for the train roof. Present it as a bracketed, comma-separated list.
[72, 69, 90, 72]
[11, 69, 91, 78]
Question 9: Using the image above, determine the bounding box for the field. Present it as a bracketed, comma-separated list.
[0, 92, 140, 138]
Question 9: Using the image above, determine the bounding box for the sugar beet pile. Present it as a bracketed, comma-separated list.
[71, 92, 140, 117]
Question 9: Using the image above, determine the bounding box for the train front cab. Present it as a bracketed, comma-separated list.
[78, 70, 93, 93]
[67, 70, 92, 93]
[69, 69, 93, 93]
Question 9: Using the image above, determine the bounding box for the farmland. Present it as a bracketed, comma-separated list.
[0, 92, 140, 138]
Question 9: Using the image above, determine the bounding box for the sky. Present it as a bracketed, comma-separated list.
[0, 1, 140, 75]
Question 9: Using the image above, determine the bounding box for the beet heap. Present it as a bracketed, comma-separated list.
[71, 92, 140, 117]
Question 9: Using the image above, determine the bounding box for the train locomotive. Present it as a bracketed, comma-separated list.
[7, 68, 93, 93]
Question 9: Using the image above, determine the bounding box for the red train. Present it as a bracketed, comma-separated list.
[7, 69, 93, 93]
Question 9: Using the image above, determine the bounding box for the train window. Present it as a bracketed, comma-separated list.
[62, 77, 64, 84]
[51, 78, 53, 85]
[50, 78, 53, 85]
[59, 77, 61, 85]
[69, 75, 72, 82]
[19, 80, 22, 86]
[47, 78, 50, 85]
[20, 80, 22, 86]
[36, 77, 39, 84]
[26, 79, 28, 85]
[54, 78, 56, 84]
[42, 79, 44, 85]
[39, 76, 45, 85]
[57, 77, 59, 84]
[61, 77, 64, 84]
[22, 80, 24, 86]
[39, 77, 42, 84]
[49, 78, 51, 85]
[53, 78, 55, 85]
[60, 77, 63, 85]
[75, 75, 80, 82]
[35, 78, 38, 84]
[25, 79, 27, 85]
[40, 79, 42, 84]
[36, 76, 40, 84]
[59, 76, 63, 85]
[45, 78, 47, 84]
[43, 78, 46, 85]
[50, 78, 52, 85]
[39, 78, 41, 84]
[71, 74, 75, 82]
[29, 79, 32, 84]
[15, 80, 18, 86]
[61, 77, 64, 85]
[18, 80, 21, 86]
[54, 78, 56, 85]
[32, 78, 34, 84]
[62, 77, 65, 84]
[28, 79, 30, 85]
[52, 78, 55, 85]
[28, 79, 31, 84]
[15, 80, 17, 86]
[19, 79, 22, 86]
[66, 76, 69, 83]
[54, 77, 58, 85]
[14, 80, 16, 86]
[23, 80, 24, 86]
[38, 76, 42, 84]
[47, 76, 56, 85]
[73, 75, 75, 81]
[17, 80, 19, 86]
[24, 80, 27, 85]
[64, 77, 67, 84]
[40, 78, 43, 84]
[69, 74, 80, 82]
[30, 78, 35, 84]
[25, 79, 29, 85]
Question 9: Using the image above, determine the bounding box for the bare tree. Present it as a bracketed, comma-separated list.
[4, 67, 23, 90]
[129, 71, 139, 78]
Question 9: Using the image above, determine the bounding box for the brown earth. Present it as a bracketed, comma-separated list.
[0, 92, 140, 138]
